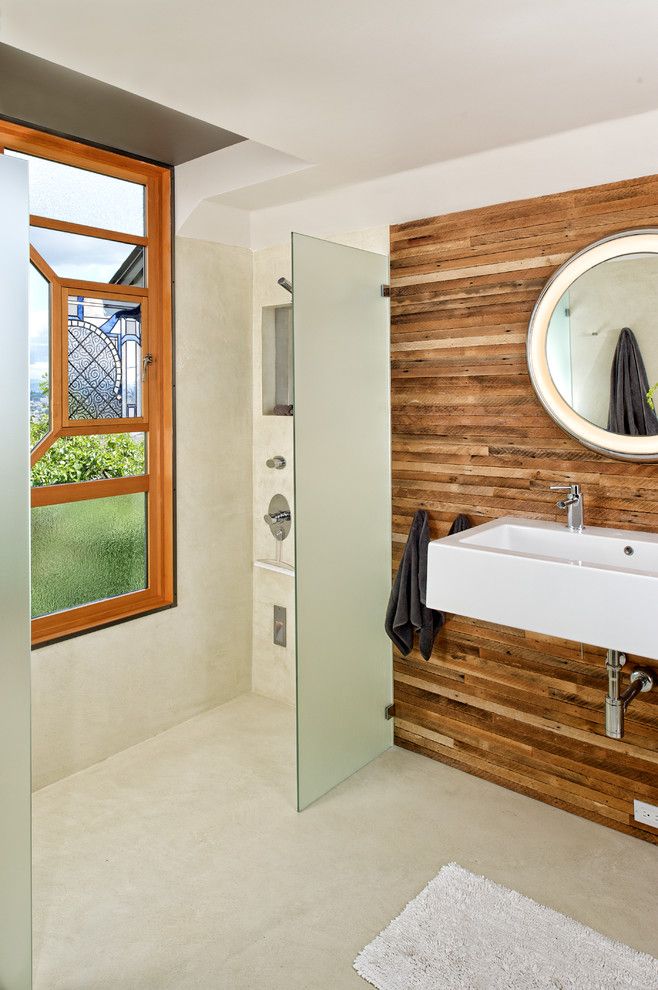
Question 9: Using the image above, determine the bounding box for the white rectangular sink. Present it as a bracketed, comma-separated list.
[426, 516, 658, 660]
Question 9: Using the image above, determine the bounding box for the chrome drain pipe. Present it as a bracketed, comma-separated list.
[605, 649, 654, 739]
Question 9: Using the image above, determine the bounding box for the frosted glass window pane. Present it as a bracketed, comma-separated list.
[68, 296, 142, 419]
[30, 226, 145, 286]
[29, 262, 50, 447]
[31, 433, 146, 487]
[31, 493, 147, 617]
[7, 149, 144, 236]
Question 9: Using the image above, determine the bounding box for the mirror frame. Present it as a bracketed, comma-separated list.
[527, 229, 658, 461]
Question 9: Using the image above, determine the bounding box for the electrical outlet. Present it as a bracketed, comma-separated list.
[634, 799, 658, 829]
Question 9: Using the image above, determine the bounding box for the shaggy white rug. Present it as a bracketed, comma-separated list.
[354, 863, 658, 990]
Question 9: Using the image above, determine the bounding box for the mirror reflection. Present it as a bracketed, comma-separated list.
[546, 253, 658, 436]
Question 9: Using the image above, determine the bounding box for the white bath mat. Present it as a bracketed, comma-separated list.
[354, 863, 658, 990]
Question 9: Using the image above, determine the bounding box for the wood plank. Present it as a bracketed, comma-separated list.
[31, 588, 171, 647]
[390, 175, 658, 844]
[31, 474, 149, 507]
[58, 277, 147, 298]
[30, 214, 148, 247]
[0, 118, 162, 184]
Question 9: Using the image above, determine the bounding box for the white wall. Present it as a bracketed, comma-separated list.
[180, 108, 658, 251]
[251, 110, 658, 248]
[32, 237, 254, 789]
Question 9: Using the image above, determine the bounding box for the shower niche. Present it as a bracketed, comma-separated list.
[262, 304, 293, 416]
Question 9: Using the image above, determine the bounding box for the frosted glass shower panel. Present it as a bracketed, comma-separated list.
[293, 234, 393, 811]
[0, 154, 32, 988]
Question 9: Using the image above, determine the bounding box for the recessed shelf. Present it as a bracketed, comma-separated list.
[254, 558, 295, 577]
[261, 304, 293, 416]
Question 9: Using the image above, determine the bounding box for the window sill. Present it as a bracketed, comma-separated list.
[31, 589, 176, 648]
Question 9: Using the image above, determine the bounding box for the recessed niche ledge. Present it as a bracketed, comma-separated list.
[254, 558, 295, 577]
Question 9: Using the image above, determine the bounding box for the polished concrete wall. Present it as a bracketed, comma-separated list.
[32, 237, 253, 789]
[251, 243, 296, 705]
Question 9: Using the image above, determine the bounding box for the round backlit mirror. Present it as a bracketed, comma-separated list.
[528, 230, 658, 460]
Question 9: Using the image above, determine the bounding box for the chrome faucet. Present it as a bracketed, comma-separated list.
[550, 483, 584, 532]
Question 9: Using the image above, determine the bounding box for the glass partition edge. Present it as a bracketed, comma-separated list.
[0, 154, 33, 988]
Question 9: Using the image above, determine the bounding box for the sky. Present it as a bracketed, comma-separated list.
[19, 151, 145, 392]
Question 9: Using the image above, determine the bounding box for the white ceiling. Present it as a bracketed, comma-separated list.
[4, 0, 658, 211]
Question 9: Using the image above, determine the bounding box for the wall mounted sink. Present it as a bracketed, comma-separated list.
[426, 517, 658, 660]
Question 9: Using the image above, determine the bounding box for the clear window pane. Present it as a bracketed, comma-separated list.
[31, 433, 146, 487]
[68, 296, 142, 419]
[29, 263, 50, 448]
[7, 149, 145, 236]
[31, 493, 147, 617]
[30, 226, 145, 286]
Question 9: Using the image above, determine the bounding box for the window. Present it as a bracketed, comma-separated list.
[2, 121, 174, 645]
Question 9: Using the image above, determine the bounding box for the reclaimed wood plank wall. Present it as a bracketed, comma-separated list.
[390, 176, 658, 843]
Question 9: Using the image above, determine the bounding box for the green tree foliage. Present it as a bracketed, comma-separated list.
[30, 379, 145, 487]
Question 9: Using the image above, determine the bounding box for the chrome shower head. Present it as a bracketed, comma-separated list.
[277, 277, 292, 294]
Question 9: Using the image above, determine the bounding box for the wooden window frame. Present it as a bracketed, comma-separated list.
[1, 120, 175, 646]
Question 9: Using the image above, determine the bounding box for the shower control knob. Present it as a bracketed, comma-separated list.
[264, 510, 291, 525]
[264, 495, 291, 541]
[266, 455, 286, 470]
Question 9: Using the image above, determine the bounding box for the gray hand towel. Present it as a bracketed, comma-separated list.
[386, 511, 471, 661]
[607, 327, 658, 436]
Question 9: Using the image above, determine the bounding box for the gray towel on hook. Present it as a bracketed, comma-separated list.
[385, 511, 471, 661]
[607, 327, 658, 436]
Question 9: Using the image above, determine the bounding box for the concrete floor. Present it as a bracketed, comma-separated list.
[33, 693, 658, 989]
